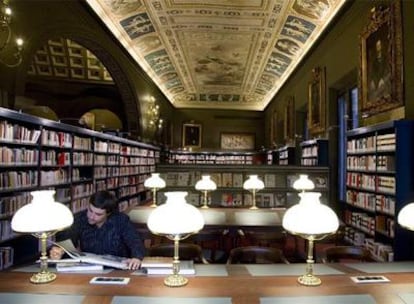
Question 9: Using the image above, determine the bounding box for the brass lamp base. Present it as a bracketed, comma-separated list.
[297, 274, 321, 286]
[164, 274, 188, 287]
[249, 205, 258, 210]
[30, 271, 56, 284]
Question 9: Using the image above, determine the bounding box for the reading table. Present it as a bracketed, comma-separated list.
[1, 262, 414, 303]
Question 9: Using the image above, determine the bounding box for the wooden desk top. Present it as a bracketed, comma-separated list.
[2, 263, 414, 304]
[128, 206, 286, 227]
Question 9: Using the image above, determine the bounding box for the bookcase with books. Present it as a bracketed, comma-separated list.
[344, 120, 414, 261]
[156, 164, 329, 209]
[164, 150, 266, 165]
[0, 107, 160, 268]
[276, 145, 296, 165]
[300, 139, 328, 166]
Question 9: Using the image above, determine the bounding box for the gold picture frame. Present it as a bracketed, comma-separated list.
[359, 1, 403, 117]
[182, 122, 202, 149]
[308, 67, 326, 136]
[284, 96, 295, 143]
[220, 133, 255, 150]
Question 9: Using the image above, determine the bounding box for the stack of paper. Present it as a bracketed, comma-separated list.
[141, 257, 195, 275]
[56, 262, 103, 272]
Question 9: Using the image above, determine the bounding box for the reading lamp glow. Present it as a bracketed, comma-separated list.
[243, 175, 265, 209]
[144, 173, 166, 207]
[397, 202, 414, 231]
[147, 191, 204, 287]
[282, 191, 338, 286]
[11, 190, 74, 284]
[195, 175, 216, 208]
[293, 174, 315, 192]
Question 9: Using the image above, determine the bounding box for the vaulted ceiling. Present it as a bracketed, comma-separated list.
[26, 1, 347, 111]
[82, 0, 346, 111]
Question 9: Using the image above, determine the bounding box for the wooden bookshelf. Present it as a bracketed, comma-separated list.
[156, 164, 329, 209]
[344, 120, 414, 262]
[0, 107, 160, 268]
[300, 139, 328, 166]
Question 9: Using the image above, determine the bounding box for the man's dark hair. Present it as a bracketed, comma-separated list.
[90, 191, 118, 214]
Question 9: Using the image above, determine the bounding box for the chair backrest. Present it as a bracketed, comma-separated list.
[322, 246, 371, 263]
[226, 246, 290, 264]
[147, 242, 209, 264]
[244, 230, 287, 247]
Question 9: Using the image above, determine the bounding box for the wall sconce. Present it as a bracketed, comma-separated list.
[1, 0, 24, 67]
[11, 190, 74, 284]
[147, 191, 204, 287]
[147, 96, 163, 131]
[282, 191, 339, 286]
[243, 175, 264, 209]
[195, 175, 217, 209]
[293, 174, 315, 192]
[144, 173, 166, 207]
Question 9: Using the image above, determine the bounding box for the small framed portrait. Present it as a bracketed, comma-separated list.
[182, 122, 202, 149]
[359, 1, 403, 117]
[308, 67, 326, 136]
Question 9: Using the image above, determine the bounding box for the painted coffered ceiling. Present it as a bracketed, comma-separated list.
[86, 0, 346, 111]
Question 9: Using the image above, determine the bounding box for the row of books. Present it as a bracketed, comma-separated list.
[346, 190, 395, 215]
[347, 136, 376, 153]
[164, 171, 328, 189]
[0, 121, 41, 144]
[344, 226, 394, 262]
[375, 215, 395, 238]
[0, 192, 31, 217]
[42, 130, 73, 148]
[344, 210, 375, 236]
[0, 147, 38, 165]
[0, 170, 38, 190]
[377, 133, 396, 151]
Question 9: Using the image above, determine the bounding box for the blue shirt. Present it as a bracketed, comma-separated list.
[57, 210, 145, 259]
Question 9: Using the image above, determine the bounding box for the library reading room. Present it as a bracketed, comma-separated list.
[1, 0, 414, 303]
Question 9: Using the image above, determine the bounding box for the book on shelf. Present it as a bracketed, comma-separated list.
[56, 262, 104, 272]
[143, 260, 195, 275]
[48, 239, 129, 270]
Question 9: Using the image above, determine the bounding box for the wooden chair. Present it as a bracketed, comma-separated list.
[187, 228, 226, 263]
[321, 246, 371, 263]
[243, 229, 287, 249]
[226, 246, 290, 264]
[147, 242, 209, 264]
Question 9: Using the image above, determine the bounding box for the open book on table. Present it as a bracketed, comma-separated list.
[48, 239, 129, 270]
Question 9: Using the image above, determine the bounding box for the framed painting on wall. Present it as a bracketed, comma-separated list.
[220, 133, 255, 150]
[284, 96, 295, 143]
[182, 122, 202, 149]
[308, 66, 326, 136]
[359, 1, 403, 117]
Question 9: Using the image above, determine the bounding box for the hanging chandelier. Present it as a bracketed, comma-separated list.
[1, 0, 24, 68]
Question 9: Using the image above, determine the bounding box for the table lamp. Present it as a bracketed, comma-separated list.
[398, 202, 414, 231]
[282, 191, 339, 286]
[144, 173, 166, 207]
[293, 174, 315, 192]
[11, 190, 74, 284]
[243, 175, 265, 209]
[195, 175, 217, 208]
[147, 191, 204, 287]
